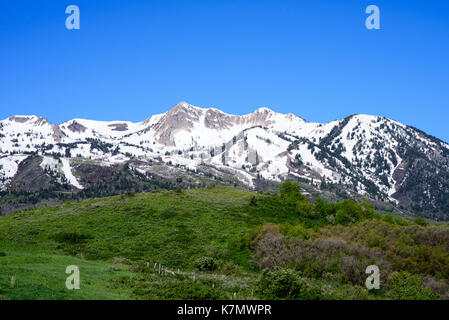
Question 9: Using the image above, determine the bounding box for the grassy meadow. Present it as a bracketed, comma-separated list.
[1, 184, 448, 300]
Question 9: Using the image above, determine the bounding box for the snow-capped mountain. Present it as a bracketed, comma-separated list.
[1, 102, 449, 219]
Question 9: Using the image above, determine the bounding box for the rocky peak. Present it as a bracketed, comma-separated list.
[168, 101, 202, 114]
[153, 102, 203, 146]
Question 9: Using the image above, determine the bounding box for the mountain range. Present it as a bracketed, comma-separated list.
[1, 102, 449, 220]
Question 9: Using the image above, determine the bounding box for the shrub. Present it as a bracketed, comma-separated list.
[249, 195, 257, 206]
[313, 197, 328, 218]
[125, 191, 135, 197]
[335, 209, 353, 226]
[406, 245, 449, 278]
[412, 226, 449, 250]
[174, 184, 183, 194]
[382, 215, 394, 224]
[51, 231, 93, 244]
[359, 201, 376, 219]
[279, 223, 310, 240]
[366, 235, 388, 251]
[414, 217, 429, 226]
[111, 275, 135, 288]
[160, 206, 178, 219]
[256, 268, 322, 300]
[280, 181, 305, 203]
[389, 271, 439, 300]
[219, 261, 243, 275]
[334, 199, 370, 225]
[254, 232, 392, 286]
[422, 276, 449, 299]
[254, 233, 289, 270]
[393, 217, 409, 226]
[134, 279, 222, 299]
[296, 199, 314, 218]
[243, 224, 280, 250]
[0, 252, 6, 257]
[194, 256, 217, 271]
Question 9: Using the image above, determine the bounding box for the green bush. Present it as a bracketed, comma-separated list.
[249, 195, 257, 206]
[280, 181, 305, 203]
[256, 268, 322, 300]
[407, 245, 449, 278]
[134, 279, 222, 300]
[393, 217, 409, 226]
[366, 235, 388, 251]
[296, 199, 314, 218]
[279, 224, 310, 240]
[335, 209, 353, 226]
[388, 271, 439, 300]
[51, 231, 93, 244]
[174, 184, 183, 194]
[414, 217, 429, 226]
[382, 215, 394, 224]
[194, 256, 217, 271]
[125, 191, 136, 197]
[313, 197, 330, 219]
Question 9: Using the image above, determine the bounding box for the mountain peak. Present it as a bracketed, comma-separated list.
[170, 101, 200, 112]
[253, 107, 276, 114]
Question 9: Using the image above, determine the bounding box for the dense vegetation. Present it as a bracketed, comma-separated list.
[0, 155, 249, 216]
[0, 182, 448, 300]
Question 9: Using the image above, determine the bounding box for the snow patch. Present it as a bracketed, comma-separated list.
[0, 155, 28, 190]
[60, 158, 84, 189]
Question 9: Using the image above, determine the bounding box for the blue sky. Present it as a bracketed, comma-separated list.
[1, 0, 448, 142]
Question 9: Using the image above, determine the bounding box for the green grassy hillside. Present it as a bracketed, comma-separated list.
[1, 185, 448, 300]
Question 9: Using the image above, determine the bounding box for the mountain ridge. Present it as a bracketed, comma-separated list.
[3, 105, 405, 132]
[1, 102, 449, 220]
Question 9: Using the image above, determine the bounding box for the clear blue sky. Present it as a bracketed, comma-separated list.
[1, 0, 448, 142]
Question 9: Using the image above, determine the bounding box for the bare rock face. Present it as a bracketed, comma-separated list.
[51, 124, 67, 142]
[67, 120, 87, 133]
[10, 156, 54, 192]
[8, 116, 51, 126]
[34, 117, 51, 126]
[241, 108, 276, 127]
[204, 108, 279, 129]
[108, 123, 129, 131]
[9, 116, 32, 123]
[204, 109, 235, 130]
